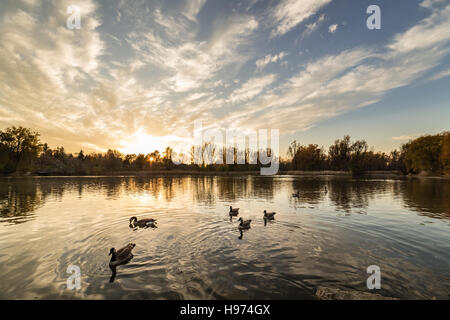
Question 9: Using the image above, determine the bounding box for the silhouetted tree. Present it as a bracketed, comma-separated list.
[440, 132, 450, 175]
[134, 154, 147, 170]
[0, 126, 42, 173]
[329, 135, 352, 170]
[349, 139, 368, 175]
[105, 149, 123, 172]
[77, 150, 85, 161]
[163, 147, 173, 169]
[292, 144, 326, 170]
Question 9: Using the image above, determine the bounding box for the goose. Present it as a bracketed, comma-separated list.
[263, 210, 276, 220]
[229, 206, 239, 216]
[129, 216, 157, 228]
[238, 217, 252, 229]
[109, 243, 135, 268]
[292, 191, 300, 198]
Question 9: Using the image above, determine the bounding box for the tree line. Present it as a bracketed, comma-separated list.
[0, 127, 274, 175]
[0, 126, 449, 176]
[287, 132, 449, 175]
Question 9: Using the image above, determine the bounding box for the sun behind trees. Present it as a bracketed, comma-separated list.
[0, 126, 448, 176]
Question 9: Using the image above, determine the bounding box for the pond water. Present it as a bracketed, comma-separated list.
[0, 175, 449, 299]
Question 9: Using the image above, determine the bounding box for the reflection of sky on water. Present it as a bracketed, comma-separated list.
[0, 176, 448, 299]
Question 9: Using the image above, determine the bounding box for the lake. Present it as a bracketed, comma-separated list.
[0, 175, 449, 299]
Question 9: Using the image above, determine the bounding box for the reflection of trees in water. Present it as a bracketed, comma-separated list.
[401, 179, 450, 219]
[215, 177, 246, 203]
[121, 176, 177, 201]
[291, 178, 328, 204]
[192, 176, 216, 205]
[0, 179, 50, 223]
[326, 178, 392, 212]
[80, 176, 450, 220]
[214, 176, 274, 203]
[161, 177, 179, 201]
[2, 176, 448, 225]
[188, 176, 275, 205]
[102, 177, 124, 199]
[251, 177, 275, 201]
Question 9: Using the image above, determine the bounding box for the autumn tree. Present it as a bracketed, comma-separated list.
[0, 126, 42, 172]
[441, 132, 450, 174]
[402, 134, 443, 173]
[328, 135, 352, 170]
[291, 144, 326, 170]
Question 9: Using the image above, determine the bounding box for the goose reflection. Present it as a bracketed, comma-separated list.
[109, 266, 117, 283]
[264, 217, 276, 227]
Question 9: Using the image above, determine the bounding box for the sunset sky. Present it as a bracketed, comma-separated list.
[0, 0, 449, 156]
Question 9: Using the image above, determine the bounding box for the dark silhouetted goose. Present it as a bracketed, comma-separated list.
[238, 217, 252, 229]
[229, 206, 239, 216]
[264, 210, 276, 220]
[292, 191, 300, 198]
[129, 216, 157, 228]
[109, 243, 135, 268]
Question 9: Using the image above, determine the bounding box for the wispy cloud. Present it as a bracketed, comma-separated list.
[328, 24, 338, 33]
[230, 74, 277, 103]
[301, 14, 326, 39]
[0, 0, 449, 154]
[255, 52, 287, 70]
[270, 0, 332, 38]
[392, 134, 420, 141]
[221, 2, 450, 134]
[429, 66, 450, 80]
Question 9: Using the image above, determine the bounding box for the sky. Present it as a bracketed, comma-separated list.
[0, 0, 449, 157]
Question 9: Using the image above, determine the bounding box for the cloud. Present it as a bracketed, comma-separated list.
[220, 3, 450, 134]
[0, 0, 107, 150]
[420, 0, 446, 9]
[270, 0, 332, 38]
[301, 14, 325, 39]
[429, 66, 450, 80]
[127, 14, 259, 93]
[392, 135, 419, 141]
[230, 74, 277, 103]
[255, 52, 287, 70]
[183, 0, 207, 21]
[328, 23, 338, 33]
[388, 4, 450, 53]
[1, 0, 450, 155]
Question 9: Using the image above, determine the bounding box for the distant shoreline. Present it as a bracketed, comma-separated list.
[4, 170, 449, 179]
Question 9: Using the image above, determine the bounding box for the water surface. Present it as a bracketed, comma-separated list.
[0, 175, 449, 299]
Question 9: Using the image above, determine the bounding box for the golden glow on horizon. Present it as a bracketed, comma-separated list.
[120, 131, 165, 155]
[119, 130, 189, 155]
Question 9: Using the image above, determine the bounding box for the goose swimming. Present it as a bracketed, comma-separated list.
[109, 243, 136, 268]
[238, 217, 252, 229]
[263, 210, 276, 220]
[229, 206, 239, 216]
[129, 216, 157, 228]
